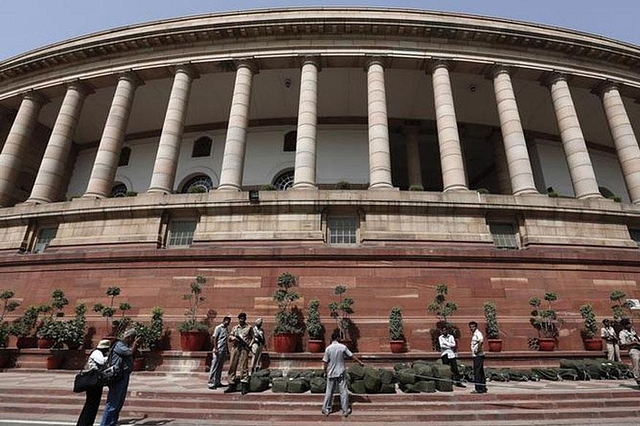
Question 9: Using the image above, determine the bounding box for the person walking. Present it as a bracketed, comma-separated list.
[438, 326, 466, 388]
[601, 319, 621, 362]
[207, 316, 231, 390]
[619, 319, 640, 385]
[468, 321, 487, 394]
[224, 312, 253, 395]
[249, 318, 265, 372]
[321, 329, 364, 417]
[100, 328, 140, 426]
[76, 339, 110, 426]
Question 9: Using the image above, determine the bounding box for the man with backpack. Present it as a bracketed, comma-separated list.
[100, 328, 140, 426]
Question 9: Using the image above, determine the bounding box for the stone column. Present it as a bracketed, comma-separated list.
[366, 58, 393, 189]
[0, 92, 48, 206]
[0, 106, 14, 152]
[148, 65, 198, 194]
[492, 66, 538, 195]
[217, 61, 257, 191]
[598, 82, 640, 204]
[431, 62, 467, 192]
[547, 73, 601, 199]
[84, 72, 141, 198]
[293, 57, 319, 189]
[27, 82, 92, 204]
[404, 126, 423, 188]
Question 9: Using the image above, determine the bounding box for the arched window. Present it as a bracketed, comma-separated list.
[192, 137, 212, 158]
[283, 131, 297, 152]
[181, 175, 213, 193]
[118, 147, 131, 167]
[273, 169, 295, 190]
[111, 183, 127, 197]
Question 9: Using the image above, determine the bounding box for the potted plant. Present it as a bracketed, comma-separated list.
[328, 285, 355, 348]
[93, 286, 132, 339]
[529, 292, 563, 351]
[178, 276, 209, 351]
[133, 306, 166, 370]
[427, 284, 459, 351]
[306, 299, 325, 353]
[483, 301, 502, 352]
[273, 272, 304, 352]
[64, 303, 87, 350]
[579, 303, 602, 351]
[9, 305, 40, 348]
[389, 306, 406, 353]
[36, 288, 69, 349]
[0, 290, 20, 368]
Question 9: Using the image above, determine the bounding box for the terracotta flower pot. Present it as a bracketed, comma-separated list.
[390, 340, 406, 353]
[583, 338, 603, 351]
[179, 331, 209, 351]
[46, 354, 65, 370]
[37, 338, 54, 349]
[133, 356, 145, 371]
[16, 336, 37, 349]
[307, 339, 324, 353]
[273, 333, 298, 353]
[538, 338, 555, 351]
[487, 339, 503, 352]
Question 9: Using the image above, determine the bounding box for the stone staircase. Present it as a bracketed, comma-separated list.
[0, 371, 639, 425]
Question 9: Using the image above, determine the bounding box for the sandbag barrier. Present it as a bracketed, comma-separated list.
[243, 358, 635, 394]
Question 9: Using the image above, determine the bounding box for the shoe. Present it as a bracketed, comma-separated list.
[455, 382, 466, 388]
[343, 408, 352, 418]
[223, 384, 237, 393]
[471, 389, 486, 394]
[207, 383, 217, 390]
[322, 409, 330, 416]
[241, 382, 249, 395]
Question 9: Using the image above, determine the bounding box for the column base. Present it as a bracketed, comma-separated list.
[368, 183, 395, 190]
[23, 197, 49, 205]
[292, 183, 317, 190]
[82, 192, 107, 199]
[443, 185, 469, 192]
[216, 184, 242, 192]
[147, 187, 172, 195]
[512, 189, 541, 196]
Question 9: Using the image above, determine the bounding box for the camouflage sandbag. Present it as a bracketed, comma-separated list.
[310, 377, 326, 393]
[432, 364, 453, 392]
[412, 380, 436, 393]
[287, 370, 303, 379]
[287, 378, 310, 393]
[558, 368, 579, 380]
[364, 370, 381, 393]
[269, 370, 283, 379]
[394, 362, 412, 371]
[531, 368, 560, 381]
[412, 363, 433, 379]
[486, 368, 510, 382]
[379, 368, 395, 384]
[507, 369, 530, 382]
[271, 377, 288, 393]
[396, 369, 417, 385]
[399, 382, 420, 393]
[249, 375, 270, 392]
[349, 379, 367, 394]
[349, 364, 366, 380]
[559, 359, 590, 380]
[252, 368, 271, 378]
[379, 383, 397, 394]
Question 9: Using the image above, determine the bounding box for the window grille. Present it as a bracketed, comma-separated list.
[167, 220, 196, 247]
[273, 170, 294, 190]
[328, 217, 357, 245]
[182, 175, 213, 193]
[111, 183, 127, 197]
[33, 227, 57, 253]
[489, 223, 519, 250]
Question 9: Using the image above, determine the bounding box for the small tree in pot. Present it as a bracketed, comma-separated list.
[529, 292, 563, 351]
[93, 286, 132, 338]
[273, 272, 304, 352]
[0, 290, 19, 368]
[579, 304, 602, 351]
[306, 299, 325, 353]
[178, 276, 209, 351]
[389, 306, 407, 353]
[427, 284, 459, 351]
[328, 285, 357, 349]
[483, 302, 502, 352]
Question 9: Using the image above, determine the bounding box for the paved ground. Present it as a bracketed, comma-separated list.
[0, 370, 638, 425]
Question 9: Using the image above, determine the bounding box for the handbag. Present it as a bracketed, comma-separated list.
[100, 347, 124, 386]
[73, 368, 101, 393]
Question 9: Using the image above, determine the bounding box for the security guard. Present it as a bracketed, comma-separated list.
[224, 312, 254, 395]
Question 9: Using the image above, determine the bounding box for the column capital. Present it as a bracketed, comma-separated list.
[21, 90, 49, 106]
[429, 59, 454, 74]
[234, 58, 260, 74]
[540, 71, 568, 88]
[591, 79, 619, 98]
[67, 80, 95, 97]
[173, 64, 200, 80]
[298, 55, 321, 71]
[364, 56, 389, 70]
[490, 64, 513, 79]
[118, 71, 145, 88]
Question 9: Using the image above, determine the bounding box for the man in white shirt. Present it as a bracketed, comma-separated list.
[207, 316, 230, 390]
[600, 319, 621, 362]
[618, 319, 640, 385]
[249, 318, 266, 373]
[469, 321, 487, 393]
[321, 329, 364, 417]
[438, 326, 465, 388]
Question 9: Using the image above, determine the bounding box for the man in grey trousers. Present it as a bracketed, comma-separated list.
[207, 316, 231, 389]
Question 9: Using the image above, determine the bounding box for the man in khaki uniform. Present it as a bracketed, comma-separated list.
[224, 312, 254, 395]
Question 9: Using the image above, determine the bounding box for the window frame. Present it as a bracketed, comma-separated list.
[327, 216, 359, 246]
[488, 221, 520, 250]
[32, 226, 58, 253]
[166, 219, 197, 248]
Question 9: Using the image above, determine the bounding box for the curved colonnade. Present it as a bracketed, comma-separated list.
[0, 8, 639, 351]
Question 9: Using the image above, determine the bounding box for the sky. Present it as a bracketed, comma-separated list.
[1, 0, 640, 61]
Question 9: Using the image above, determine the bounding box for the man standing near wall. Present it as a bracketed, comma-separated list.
[207, 315, 231, 390]
[321, 329, 364, 417]
[601, 319, 621, 362]
[249, 317, 265, 372]
[439, 326, 466, 388]
[468, 321, 487, 393]
[619, 319, 640, 385]
[224, 312, 253, 395]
